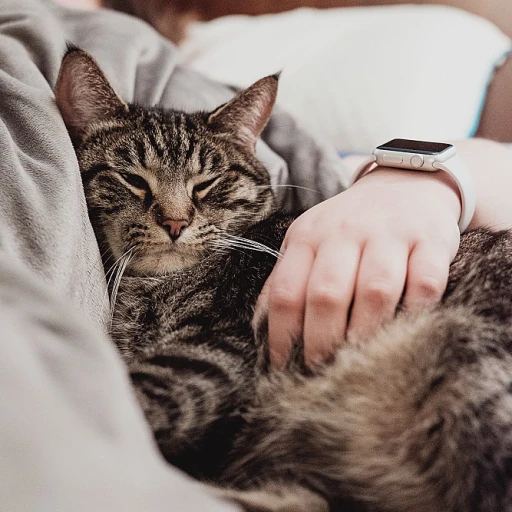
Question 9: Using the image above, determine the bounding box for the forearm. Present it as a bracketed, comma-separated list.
[345, 139, 512, 232]
[454, 139, 512, 231]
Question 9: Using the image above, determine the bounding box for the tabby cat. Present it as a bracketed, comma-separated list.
[56, 47, 512, 512]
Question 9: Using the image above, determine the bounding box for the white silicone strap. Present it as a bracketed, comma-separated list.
[348, 153, 476, 233]
[433, 153, 476, 233]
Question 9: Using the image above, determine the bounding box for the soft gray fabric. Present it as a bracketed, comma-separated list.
[0, 0, 346, 510]
[0, 254, 238, 512]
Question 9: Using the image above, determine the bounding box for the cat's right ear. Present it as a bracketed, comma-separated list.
[55, 46, 128, 145]
[207, 74, 279, 152]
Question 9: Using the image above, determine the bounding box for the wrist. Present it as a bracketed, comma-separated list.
[354, 166, 462, 222]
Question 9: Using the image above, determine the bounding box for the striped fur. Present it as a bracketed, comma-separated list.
[57, 49, 512, 512]
[112, 214, 293, 478]
[55, 47, 285, 482]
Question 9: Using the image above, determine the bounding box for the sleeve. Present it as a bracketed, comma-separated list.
[0, 255, 239, 512]
[0, 1, 239, 510]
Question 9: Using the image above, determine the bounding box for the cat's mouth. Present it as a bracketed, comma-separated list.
[126, 242, 205, 275]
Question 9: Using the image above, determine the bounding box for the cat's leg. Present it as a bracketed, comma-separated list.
[225, 308, 512, 512]
[127, 337, 256, 478]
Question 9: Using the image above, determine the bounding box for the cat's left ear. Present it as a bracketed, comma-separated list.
[55, 45, 128, 145]
[207, 75, 279, 152]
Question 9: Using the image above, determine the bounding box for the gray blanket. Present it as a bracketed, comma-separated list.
[0, 1, 346, 510]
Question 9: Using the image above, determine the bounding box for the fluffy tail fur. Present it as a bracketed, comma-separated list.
[224, 307, 512, 511]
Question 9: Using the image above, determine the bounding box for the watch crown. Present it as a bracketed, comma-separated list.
[410, 155, 424, 168]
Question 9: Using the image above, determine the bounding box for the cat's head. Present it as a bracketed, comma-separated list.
[55, 47, 277, 276]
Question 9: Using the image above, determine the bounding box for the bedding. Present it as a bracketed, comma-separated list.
[179, 5, 512, 152]
[0, 0, 346, 509]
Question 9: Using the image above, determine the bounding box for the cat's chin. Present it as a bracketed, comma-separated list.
[126, 250, 203, 276]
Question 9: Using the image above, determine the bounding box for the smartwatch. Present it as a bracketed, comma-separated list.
[349, 138, 476, 233]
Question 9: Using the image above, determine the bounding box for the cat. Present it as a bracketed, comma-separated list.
[56, 46, 512, 512]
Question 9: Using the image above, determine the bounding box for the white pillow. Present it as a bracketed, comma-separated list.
[179, 5, 511, 152]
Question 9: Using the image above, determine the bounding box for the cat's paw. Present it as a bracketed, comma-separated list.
[208, 482, 328, 512]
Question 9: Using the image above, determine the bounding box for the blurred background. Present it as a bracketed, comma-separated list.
[53, 0, 512, 152]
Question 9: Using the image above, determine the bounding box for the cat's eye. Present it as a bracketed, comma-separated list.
[120, 173, 149, 190]
[193, 176, 219, 200]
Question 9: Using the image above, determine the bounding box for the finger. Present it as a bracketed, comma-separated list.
[303, 239, 360, 366]
[403, 241, 451, 311]
[253, 271, 273, 337]
[268, 242, 315, 368]
[347, 239, 408, 342]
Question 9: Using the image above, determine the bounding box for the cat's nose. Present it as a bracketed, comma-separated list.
[161, 218, 189, 241]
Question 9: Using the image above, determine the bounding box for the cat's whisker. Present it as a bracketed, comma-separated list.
[214, 234, 283, 260]
[100, 246, 112, 262]
[223, 234, 283, 259]
[105, 248, 134, 280]
[109, 250, 133, 325]
[210, 240, 246, 253]
[253, 184, 322, 195]
[210, 239, 258, 258]
[104, 247, 135, 312]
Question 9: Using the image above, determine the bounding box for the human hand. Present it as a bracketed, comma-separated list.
[256, 167, 462, 368]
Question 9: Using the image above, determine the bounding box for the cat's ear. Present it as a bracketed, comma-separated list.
[55, 45, 128, 145]
[207, 75, 279, 152]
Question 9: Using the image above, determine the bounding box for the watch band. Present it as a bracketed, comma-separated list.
[433, 153, 476, 233]
[348, 153, 476, 233]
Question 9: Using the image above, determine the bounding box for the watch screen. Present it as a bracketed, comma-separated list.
[377, 139, 453, 155]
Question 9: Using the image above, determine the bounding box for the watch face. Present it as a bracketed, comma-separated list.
[377, 138, 453, 155]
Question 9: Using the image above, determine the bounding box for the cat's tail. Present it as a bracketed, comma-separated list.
[224, 308, 512, 512]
